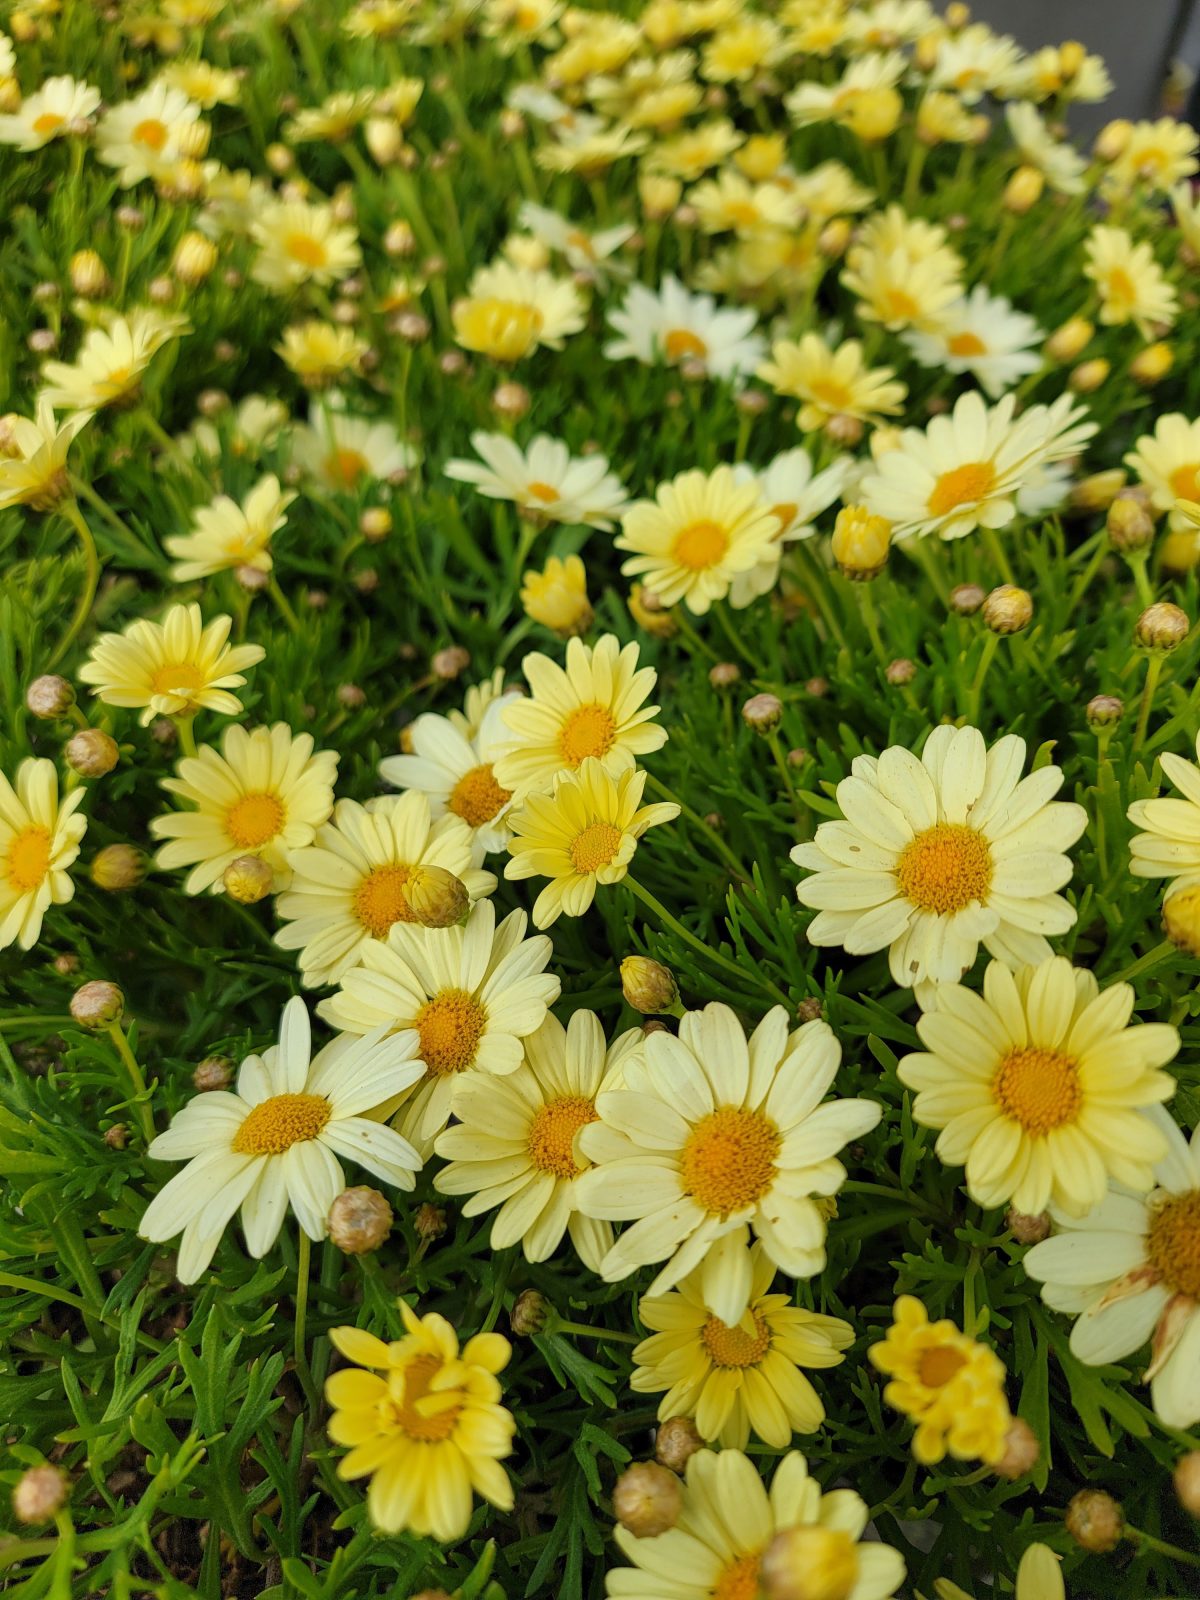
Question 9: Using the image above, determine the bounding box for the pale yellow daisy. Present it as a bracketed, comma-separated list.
[39, 310, 191, 417]
[165, 475, 295, 581]
[1125, 413, 1200, 530]
[79, 602, 265, 725]
[0, 758, 87, 951]
[0, 398, 89, 512]
[452, 261, 586, 362]
[251, 197, 363, 292]
[380, 692, 522, 858]
[1083, 224, 1179, 337]
[758, 333, 907, 432]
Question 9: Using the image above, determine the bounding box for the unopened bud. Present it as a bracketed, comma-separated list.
[993, 1417, 1040, 1481]
[1107, 491, 1156, 553]
[612, 1462, 683, 1539]
[983, 585, 1032, 635]
[831, 504, 891, 578]
[223, 855, 274, 903]
[172, 230, 218, 286]
[511, 1287, 550, 1335]
[1135, 601, 1188, 651]
[949, 582, 986, 616]
[1005, 1208, 1051, 1244]
[1003, 165, 1044, 214]
[1163, 885, 1200, 958]
[759, 1525, 859, 1600]
[1094, 118, 1132, 162]
[26, 674, 74, 718]
[104, 1123, 128, 1150]
[403, 865, 469, 928]
[817, 218, 852, 259]
[742, 692, 783, 732]
[70, 249, 112, 299]
[414, 1201, 446, 1240]
[384, 220, 416, 256]
[328, 1186, 393, 1253]
[1069, 358, 1109, 394]
[1173, 1451, 1200, 1516]
[620, 956, 678, 1015]
[1086, 694, 1123, 730]
[1130, 342, 1173, 385]
[360, 507, 391, 542]
[432, 645, 470, 680]
[654, 1415, 704, 1473]
[12, 1465, 68, 1525]
[797, 997, 823, 1022]
[709, 662, 740, 688]
[886, 658, 915, 686]
[1070, 469, 1127, 512]
[492, 380, 531, 420]
[70, 980, 124, 1029]
[66, 728, 119, 777]
[54, 952, 80, 976]
[1045, 316, 1093, 363]
[90, 844, 146, 891]
[337, 683, 366, 709]
[193, 1055, 232, 1091]
[824, 412, 864, 448]
[1065, 1488, 1124, 1554]
[629, 584, 678, 639]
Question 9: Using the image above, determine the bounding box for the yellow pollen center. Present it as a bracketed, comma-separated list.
[353, 864, 416, 937]
[559, 702, 618, 767]
[448, 763, 512, 827]
[388, 1352, 463, 1442]
[33, 112, 65, 136]
[928, 460, 997, 518]
[414, 987, 487, 1076]
[326, 447, 369, 487]
[664, 327, 708, 361]
[525, 479, 561, 503]
[1170, 464, 1200, 501]
[1146, 1191, 1200, 1299]
[672, 518, 730, 572]
[883, 287, 920, 321]
[1106, 266, 1137, 308]
[285, 231, 330, 268]
[150, 660, 206, 698]
[767, 501, 798, 532]
[810, 377, 851, 410]
[225, 790, 286, 849]
[948, 331, 988, 357]
[458, 298, 544, 360]
[568, 820, 624, 873]
[894, 823, 992, 914]
[680, 1106, 780, 1217]
[701, 1309, 771, 1368]
[527, 1094, 598, 1178]
[993, 1046, 1082, 1134]
[918, 1344, 968, 1388]
[713, 1554, 761, 1600]
[232, 1092, 330, 1155]
[725, 199, 761, 227]
[5, 825, 52, 894]
[133, 117, 169, 150]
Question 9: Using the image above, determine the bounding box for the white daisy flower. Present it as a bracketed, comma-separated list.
[444, 431, 629, 529]
[604, 275, 765, 383]
[729, 448, 852, 605]
[903, 287, 1043, 400]
[516, 201, 634, 284]
[0, 75, 101, 150]
[291, 412, 417, 493]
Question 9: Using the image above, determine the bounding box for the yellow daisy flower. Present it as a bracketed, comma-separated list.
[0, 74, 101, 150]
[39, 309, 191, 417]
[1083, 224, 1179, 337]
[898, 956, 1178, 1216]
[0, 398, 89, 512]
[325, 1301, 515, 1541]
[95, 81, 204, 186]
[758, 333, 907, 432]
[575, 1002, 881, 1324]
[1127, 729, 1200, 894]
[840, 206, 963, 332]
[493, 633, 666, 798]
[520, 554, 593, 637]
[452, 261, 586, 362]
[251, 197, 362, 292]
[1108, 117, 1199, 195]
[1125, 413, 1200, 529]
[79, 602, 265, 726]
[276, 320, 368, 388]
[632, 1239, 853, 1448]
[275, 792, 497, 987]
[868, 1296, 1011, 1465]
[435, 1008, 642, 1268]
[503, 758, 679, 928]
[164, 474, 295, 581]
[616, 465, 783, 614]
[0, 758, 87, 951]
[150, 723, 338, 895]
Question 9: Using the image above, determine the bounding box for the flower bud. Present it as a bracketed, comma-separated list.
[742, 692, 782, 733]
[105, 1123, 128, 1150]
[360, 507, 391, 542]
[1135, 601, 1189, 652]
[983, 585, 1032, 635]
[1068, 358, 1109, 394]
[26, 674, 75, 719]
[1069, 469, 1127, 513]
[70, 249, 112, 299]
[1106, 491, 1156, 553]
[759, 1525, 859, 1600]
[1130, 342, 1173, 385]
[1094, 118, 1132, 162]
[328, 1186, 393, 1253]
[1005, 1208, 1051, 1244]
[1003, 165, 1044, 214]
[993, 1417, 1040, 1481]
[841, 85, 902, 142]
[521, 554, 593, 637]
[66, 728, 119, 777]
[824, 412, 864, 448]
[1174, 1451, 1200, 1516]
[654, 1415, 704, 1473]
[194, 1055, 232, 1091]
[511, 1287, 550, 1335]
[639, 172, 682, 219]
[90, 843, 146, 891]
[1045, 316, 1093, 363]
[12, 1465, 68, 1525]
[1163, 528, 1200, 575]
[384, 220, 416, 256]
[831, 505, 891, 579]
[492, 380, 531, 420]
[414, 1201, 446, 1240]
[629, 584, 678, 639]
[403, 865, 469, 928]
[1065, 1488, 1124, 1554]
[949, 583, 985, 616]
[337, 683, 366, 709]
[70, 980, 124, 1029]
[223, 855, 274, 903]
[817, 218, 852, 259]
[797, 997, 823, 1022]
[709, 662, 740, 688]
[1163, 885, 1200, 958]
[612, 1462, 683, 1539]
[54, 952, 80, 976]
[431, 645, 470, 681]
[621, 956, 678, 1015]
[172, 230, 218, 286]
[1085, 694, 1123, 730]
[886, 658, 915, 686]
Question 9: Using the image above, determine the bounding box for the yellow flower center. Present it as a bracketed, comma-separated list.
[389, 1352, 462, 1442]
[894, 823, 992, 914]
[285, 231, 330, 268]
[701, 1308, 771, 1368]
[993, 1046, 1082, 1133]
[664, 327, 708, 361]
[32, 112, 65, 136]
[725, 198, 761, 227]
[326, 447, 369, 488]
[948, 331, 988, 357]
[526, 1093, 598, 1178]
[525, 479, 561, 503]
[232, 1092, 331, 1155]
[1146, 1191, 1200, 1299]
[414, 987, 487, 1076]
[810, 377, 852, 410]
[680, 1106, 780, 1216]
[150, 660, 206, 698]
[568, 820, 624, 874]
[1170, 464, 1200, 501]
[883, 287, 920, 322]
[133, 117, 169, 151]
[448, 763, 512, 827]
[225, 791, 286, 849]
[1105, 266, 1137, 309]
[713, 1553, 761, 1600]
[456, 298, 544, 361]
[672, 518, 730, 572]
[559, 702, 618, 767]
[353, 864, 416, 938]
[918, 1344, 968, 1388]
[927, 460, 997, 518]
[5, 825, 52, 893]
[767, 501, 797, 532]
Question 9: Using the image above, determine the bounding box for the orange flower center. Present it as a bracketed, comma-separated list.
[664, 327, 708, 361]
[1170, 464, 1200, 502]
[672, 518, 730, 572]
[325, 448, 369, 488]
[5, 825, 52, 894]
[448, 763, 512, 827]
[701, 1308, 771, 1368]
[1146, 1191, 1200, 1300]
[150, 660, 206, 698]
[285, 231, 330, 268]
[883, 287, 920, 322]
[353, 864, 416, 938]
[993, 1046, 1081, 1134]
[525, 479, 561, 503]
[559, 702, 617, 767]
[894, 823, 992, 914]
[713, 1554, 761, 1600]
[918, 1344, 968, 1388]
[32, 112, 65, 136]
[948, 331, 988, 357]
[133, 117, 169, 151]
[767, 500, 798, 532]
[232, 1092, 330, 1155]
[568, 820, 624, 874]
[388, 1352, 462, 1442]
[680, 1106, 780, 1217]
[225, 791, 286, 849]
[414, 987, 487, 1076]
[526, 1094, 598, 1178]
[928, 460, 997, 518]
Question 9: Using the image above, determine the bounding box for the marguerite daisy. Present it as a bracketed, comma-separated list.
[79, 603, 265, 725]
[758, 333, 907, 433]
[1125, 413, 1200, 530]
[452, 261, 586, 362]
[0, 75, 100, 150]
[0, 758, 87, 951]
[1083, 224, 1179, 337]
[95, 82, 204, 186]
[380, 692, 522, 858]
[604, 276, 765, 383]
[164, 474, 295, 581]
[291, 412, 416, 492]
[251, 196, 362, 291]
[904, 287, 1043, 399]
[39, 309, 191, 417]
[0, 398, 89, 512]
[1005, 102, 1088, 194]
[728, 449, 852, 605]
[445, 432, 629, 528]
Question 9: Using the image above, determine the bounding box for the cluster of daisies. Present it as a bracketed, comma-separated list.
[7, 0, 1200, 1593]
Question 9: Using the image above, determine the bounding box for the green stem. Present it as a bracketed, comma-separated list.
[140, 410, 209, 490]
[1133, 653, 1164, 752]
[1125, 1526, 1200, 1569]
[981, 523, 1014, 584]
[766, 731, 806, 828]
[904, 534, 950, 606]
[792, 541, 848, 650]
[625, 874, 790, 1007]
[713, 601, 766, 675]
[267, 575, 301, 634]
[553, 1319, 640, 1344]
[48, 500, 100, 669]
[855, 580, 888, 668]
[176, 715, 198, 758]
[1108, 938, 1177, 987]
[106, 1023, 155, 1147]
[1127, 549, 1155, 609]
[294, 1229, 318, 1410]
[966, 633, 1001, 723]
[0, 1271, 163, 1350]
[902, 137, 928, 209]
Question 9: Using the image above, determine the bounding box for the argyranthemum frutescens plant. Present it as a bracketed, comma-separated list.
[8, 2, 1200, 1598]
